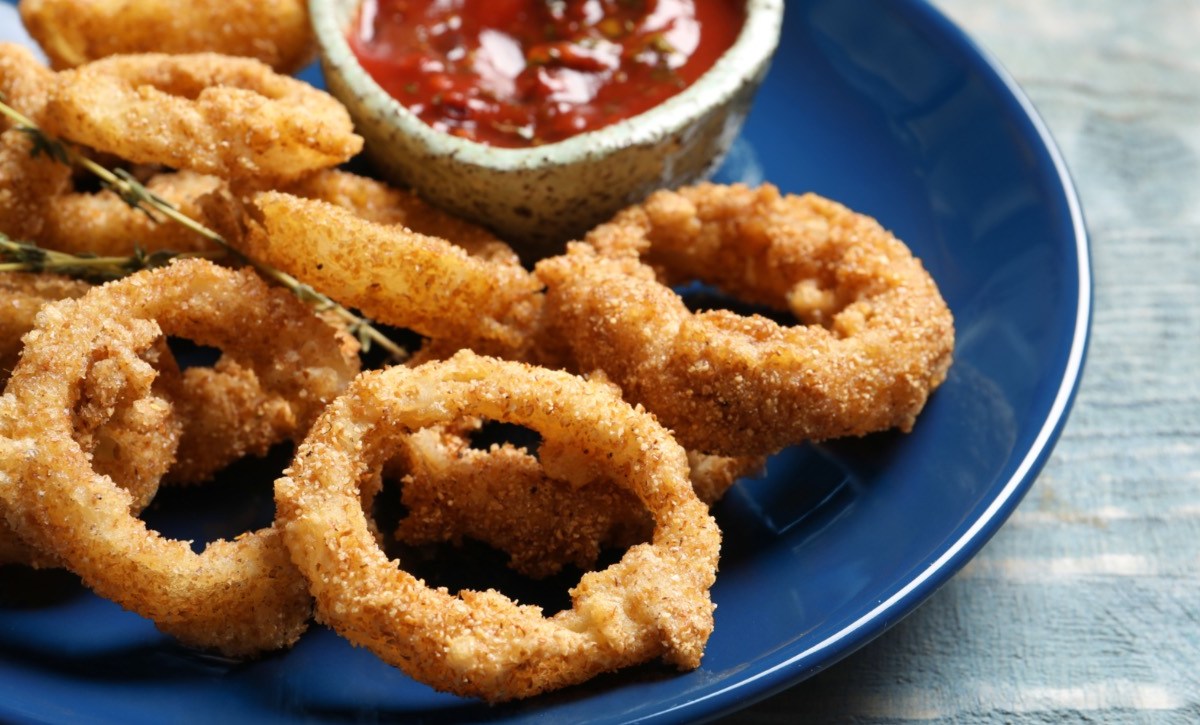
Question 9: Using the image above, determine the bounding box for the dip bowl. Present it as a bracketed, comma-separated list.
[311, 0, 784, 258]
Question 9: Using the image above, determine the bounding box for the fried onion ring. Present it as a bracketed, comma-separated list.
[276, 351, 721, 701]
[0, 43, 55, 122]
[0, 45, 72, 241]
[0, 260, 357, 655]
[35, 170, 224, 256]
[241, 192, 543, 359]
[0, 272, 176, 516]
[0, 357, 179, 568]
[393, 421, 760, 578]
[44, 53, 362, 182]
[0, 272, 91, 383]
[282, 170, 519, 265]
[20, 0, 315, 73]
[0, 277, 179, 567]
[536, 183, 955, 455]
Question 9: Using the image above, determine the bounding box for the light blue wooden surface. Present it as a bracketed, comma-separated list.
[729, 1, 1200, 721]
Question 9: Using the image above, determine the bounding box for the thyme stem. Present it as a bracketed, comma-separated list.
[0, 233, 225, 281]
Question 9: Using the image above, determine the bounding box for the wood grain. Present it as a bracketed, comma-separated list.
[728, 1, 1200, 721]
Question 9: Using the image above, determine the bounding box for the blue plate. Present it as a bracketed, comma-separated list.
[0, 0, 1090, 722]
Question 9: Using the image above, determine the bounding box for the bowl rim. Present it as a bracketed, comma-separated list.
[309, 0, 785, 171]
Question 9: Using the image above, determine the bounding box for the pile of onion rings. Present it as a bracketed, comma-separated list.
[0, 24, 956, 703]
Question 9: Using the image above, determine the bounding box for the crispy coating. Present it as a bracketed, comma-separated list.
[1, 274, 86, 566]
[0, 273, 178, 567]
[536, 184, 956, 455]
[283, 170, 519, 265]
[0, 130, 73, 241]
[35, 170, 224, 255]
[20, 0, 315, 73]
[0, 45, 73, 241]
[242, 192, 544, 359]
[162, 332, 359, 487]
[0, 260, 358, 655]
[276, 352, 721, 702]
[393, 419, 760, 578]
[0, 43, 55, 123]
[0, 272, 91, 382]
[43, 53, 362, 182]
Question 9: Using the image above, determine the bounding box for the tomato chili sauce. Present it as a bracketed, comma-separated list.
[349, 0, 745, 148]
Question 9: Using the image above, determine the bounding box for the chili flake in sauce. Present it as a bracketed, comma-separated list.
[349, 0, 745, 148]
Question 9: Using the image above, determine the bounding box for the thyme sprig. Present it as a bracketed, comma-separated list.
[0, 99, 408, 361]
[0, 233, 222, 282]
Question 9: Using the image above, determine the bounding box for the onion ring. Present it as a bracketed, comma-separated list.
[282, 170, 519, 265]
[0, 43, 55, 123]
[0, 273, 178, 566]
[44, 53, 362, 182]
[0, 273, 164, 571]
[392, 419, 760, 578]
[1, 274, 174, 523]
[1, 260, 357, 655]
[19, 0, 315, 73]
[536, 183, 955, 455]
[0, 272, 91, 384]
[276, 351, 721, 701]
[0, 45, 73, 241]
[35, 170, 224, 256]
[0, 130, 73, 242]
[241, 191, 543, 359]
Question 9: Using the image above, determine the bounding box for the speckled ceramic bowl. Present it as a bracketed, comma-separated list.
[311, 0, 783, 258]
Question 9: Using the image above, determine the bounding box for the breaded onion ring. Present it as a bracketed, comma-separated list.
[20, 0, 315, 73]
[161, 339, 359, 487]
[0, 272, 91, 383]
[0, 45, 72, 241]
[0, 131, 73, 242]
[0, 260, 358, 655]
[393, 420, 760, 578]
[241, 192, 543, 359]
[0, 43, 55, 122]
[44, 54, 362, 182]
[0, 273, 176, 515]
[35, 170, 224, 256]
[536, 184, 955, 455]
[283, 170, 519, 265]
[0, 359, 179, 568]
[276, 351, 721, 701]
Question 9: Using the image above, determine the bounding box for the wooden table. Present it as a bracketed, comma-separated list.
[727, 1, 1200, 721]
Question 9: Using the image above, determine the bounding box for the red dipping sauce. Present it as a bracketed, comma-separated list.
[349, 0, 745, 148]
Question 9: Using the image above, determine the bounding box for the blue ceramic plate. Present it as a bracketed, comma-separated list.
[0, 0, 1089, 722]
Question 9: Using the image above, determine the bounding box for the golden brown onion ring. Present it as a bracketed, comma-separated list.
[0, 260, 357, 655]
[1, 273, 174, 519]
[44, 53, 362, 182]
[276, 351, 721, 701]
[0, 45, 73, 241]
[19, 0, 315, 73]
[0, 43, 55, 123]
[536, 183, 955, 456]
[282, 170, 519, 265]
[35, 170, 224, 256]
[393, 419, 760, 578]
[241, 192, 543, 359]
[0, 272, 92, 383]
[0, 342, 179, 568]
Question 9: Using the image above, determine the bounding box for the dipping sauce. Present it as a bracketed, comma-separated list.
[349, 0, 745, 148]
